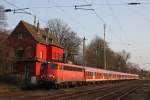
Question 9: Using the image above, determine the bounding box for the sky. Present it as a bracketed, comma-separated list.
[1, 0, 150, 70]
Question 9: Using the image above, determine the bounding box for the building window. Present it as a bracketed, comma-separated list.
[18, 33, 23, 39]
[40, 51, 43, 59]
[16, 47, 24, 58]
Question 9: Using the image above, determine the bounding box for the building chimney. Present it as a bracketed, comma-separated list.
[34, 15, 36, 26]
[44, 28, 49, 43]
[37, 20, 39, 33]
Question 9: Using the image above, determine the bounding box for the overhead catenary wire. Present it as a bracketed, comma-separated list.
[125, 3, 150, 64]
[2, 0, 48, 26]
[60, 9, 92, 35]
[51, 1, 93, 38]
[3, 0, 139, 46]
[25, 1, 150, 9]
[30, 5, 73, 9]
[2, 0, 91, 33]
[2, 0, 19, 8]
[6, 1, 148, 10]
[126, 3, 150, 28]
[105, 0, 130, 48]
[82, 0, 130, 48]
[133, 5, 150, 23]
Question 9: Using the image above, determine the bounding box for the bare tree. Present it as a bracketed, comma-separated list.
[0, 31, 9, 75]
[47, 18, 81, 62]
[0, 5, 8, 75]
[86, 37, 109, 68]
[85, 36, 133, 72]
[117, 50, 130, 72]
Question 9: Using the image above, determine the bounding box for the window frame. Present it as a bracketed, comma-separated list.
[63, 65, 83, 72]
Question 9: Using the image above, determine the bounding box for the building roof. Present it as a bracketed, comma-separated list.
[20, 20, 53, 44]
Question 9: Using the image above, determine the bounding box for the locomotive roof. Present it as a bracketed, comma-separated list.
[84, 66, 138, 76]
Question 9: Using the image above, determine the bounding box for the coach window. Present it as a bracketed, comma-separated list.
[88, 72, 90, 76]
[109, 73, 111, 77]
[106, 73, 108, 77]
[86, 72, 88, 75]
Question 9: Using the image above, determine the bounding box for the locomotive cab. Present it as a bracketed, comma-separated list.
[40, 62, 61, 86]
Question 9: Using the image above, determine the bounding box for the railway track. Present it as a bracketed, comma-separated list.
[116, 86, 139, 100]
[32, 81, 139, 100]
[0, 80, 141, 100]
[94, 83, 140, 100]
[32, 84, 114, 100]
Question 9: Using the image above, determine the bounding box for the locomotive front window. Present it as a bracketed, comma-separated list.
[51, 64, 58, 69]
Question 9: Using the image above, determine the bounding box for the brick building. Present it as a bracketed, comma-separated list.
[7, 20, 64, 84]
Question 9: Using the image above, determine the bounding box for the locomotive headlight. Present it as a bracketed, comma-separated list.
[48, 74, 55, 78]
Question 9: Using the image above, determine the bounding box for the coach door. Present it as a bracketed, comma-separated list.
[24, 64, 31, 83]
[93, 72, 95, 79]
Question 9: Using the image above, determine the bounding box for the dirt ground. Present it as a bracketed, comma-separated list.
[0, 80, 150, 100]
